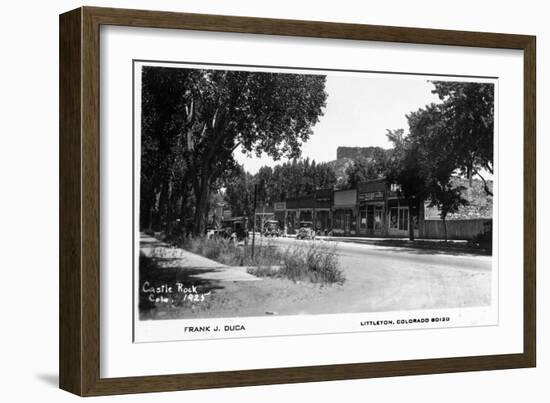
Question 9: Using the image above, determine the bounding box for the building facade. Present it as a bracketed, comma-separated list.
[332, 189, 357, 236]
[270, 179, 424, 238]
[283, 189, 333, 235]
[258, 177, 491, 240]
[356, 180, 423, 238]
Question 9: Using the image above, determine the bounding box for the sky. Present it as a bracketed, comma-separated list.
[234, 74, 442, 174]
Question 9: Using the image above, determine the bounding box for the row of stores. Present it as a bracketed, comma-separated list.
[270, 179, 423, 238]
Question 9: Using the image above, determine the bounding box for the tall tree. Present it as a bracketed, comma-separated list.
[387, 100, 474, 241]
[431, 81, 494, 195]
[255, 166, 275, 206]
[385, 129, 431, 241]
[141, 67, 328, 235]
[428, 183, 468, 242]
[222, 165, 254, 222]
[344, 150, 388, 188]
[183, 70, 327, 234]
[140, 67, 192, 232]
[270, 159, 336, 200]
[223, 158, 337, 220]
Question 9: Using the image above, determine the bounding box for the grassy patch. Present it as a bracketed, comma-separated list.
[278, 242, 345, 285]
[176, 236, 345, 285]
[176, 236, 282, 268]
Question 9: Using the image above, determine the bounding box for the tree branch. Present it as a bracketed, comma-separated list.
[474, 170, 493, 197]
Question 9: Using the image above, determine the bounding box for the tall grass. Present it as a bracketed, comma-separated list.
[178, 236, 345, 285]
[279, 242, 344, 284]
[178, 236, 283, 268]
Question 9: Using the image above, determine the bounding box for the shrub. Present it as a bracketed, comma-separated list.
[279, 243, 345, 284]
[468, 221, 492, 251]
[178, 236, 281, 267]
[181, 236, 242, 265]
[178, 236, 344, 285]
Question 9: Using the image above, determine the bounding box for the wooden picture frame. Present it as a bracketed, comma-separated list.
[59, 6, 536, 396]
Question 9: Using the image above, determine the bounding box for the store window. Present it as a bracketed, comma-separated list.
[333, 210, 344, 230]
[390, 207, 398, 229]
[390, 207, 409, 231]
[360, 205, 367, 229]
[367, 205, 374, 229]
[374, 206, 383, 231]
[398, 207, 409, 231]
[350, 211, 356, 233]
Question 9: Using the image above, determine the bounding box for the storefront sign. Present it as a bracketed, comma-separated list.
[360, 191, 384, 201]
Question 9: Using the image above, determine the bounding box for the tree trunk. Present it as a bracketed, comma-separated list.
[179, 176, 189, 222]
[151, 189, 161, 232]
[192, 176, 210, 236]
[474, 170, 494, 197]
[164, 177, 174, 234]
[179, 190, 188, 225]
[148, 204, 154, 233]
[408, 200, 415, 241]
[443, 217, 448, 243]
[467, 162, 473, 187]
[156, 179, 173, 233]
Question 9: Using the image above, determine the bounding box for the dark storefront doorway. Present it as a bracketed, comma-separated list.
[359, 203, 384, 236]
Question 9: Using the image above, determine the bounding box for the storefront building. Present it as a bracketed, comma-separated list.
[357, 180, 423, 238]
[387, 189, 422, 238]
[314, 189, 332, 235]
[357, 180, 387, 237]
[285, 197, 299, 235]
[273, 180, 424, 238]
[332, 189, 357, 236]
[297, 195, 315, 223]
[253, 203, 275, 232]
[282, 189, 333, 235]
[273, 201, 287, 233]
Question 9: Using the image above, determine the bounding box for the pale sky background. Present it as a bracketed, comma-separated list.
[235, 75, 441, 174]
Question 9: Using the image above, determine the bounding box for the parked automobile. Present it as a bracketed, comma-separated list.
[206, 228, 229, 239]
[263, 220, 281, 237]
[221, 217, 249, 242]
[296, 221, 315, 240]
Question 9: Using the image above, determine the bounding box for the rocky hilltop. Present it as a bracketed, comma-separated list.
[327, 146, 388, 186]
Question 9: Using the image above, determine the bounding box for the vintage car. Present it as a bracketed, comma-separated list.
[206, 227, 229, 239]
[221, 217, 249, 242]
[296, 221, 315, 240]
[263, 220, 281, 237]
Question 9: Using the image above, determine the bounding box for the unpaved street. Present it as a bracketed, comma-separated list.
[257, 237, 491, 314]
[140, 234, 492, 320]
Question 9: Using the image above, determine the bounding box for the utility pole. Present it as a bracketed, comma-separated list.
[252, 183, 257, 260]
[260, 204, 265, 239]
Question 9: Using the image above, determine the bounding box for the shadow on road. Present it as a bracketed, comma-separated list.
[371, 245, 492, 257]
[138, 254, 226, 313]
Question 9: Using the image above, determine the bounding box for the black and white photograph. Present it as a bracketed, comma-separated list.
[134, 61, 496, 341]
[1, 0, 541, 399]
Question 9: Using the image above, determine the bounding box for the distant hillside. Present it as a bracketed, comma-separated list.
[325, 157, 354, 187]
[425, 177, 493, 220]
